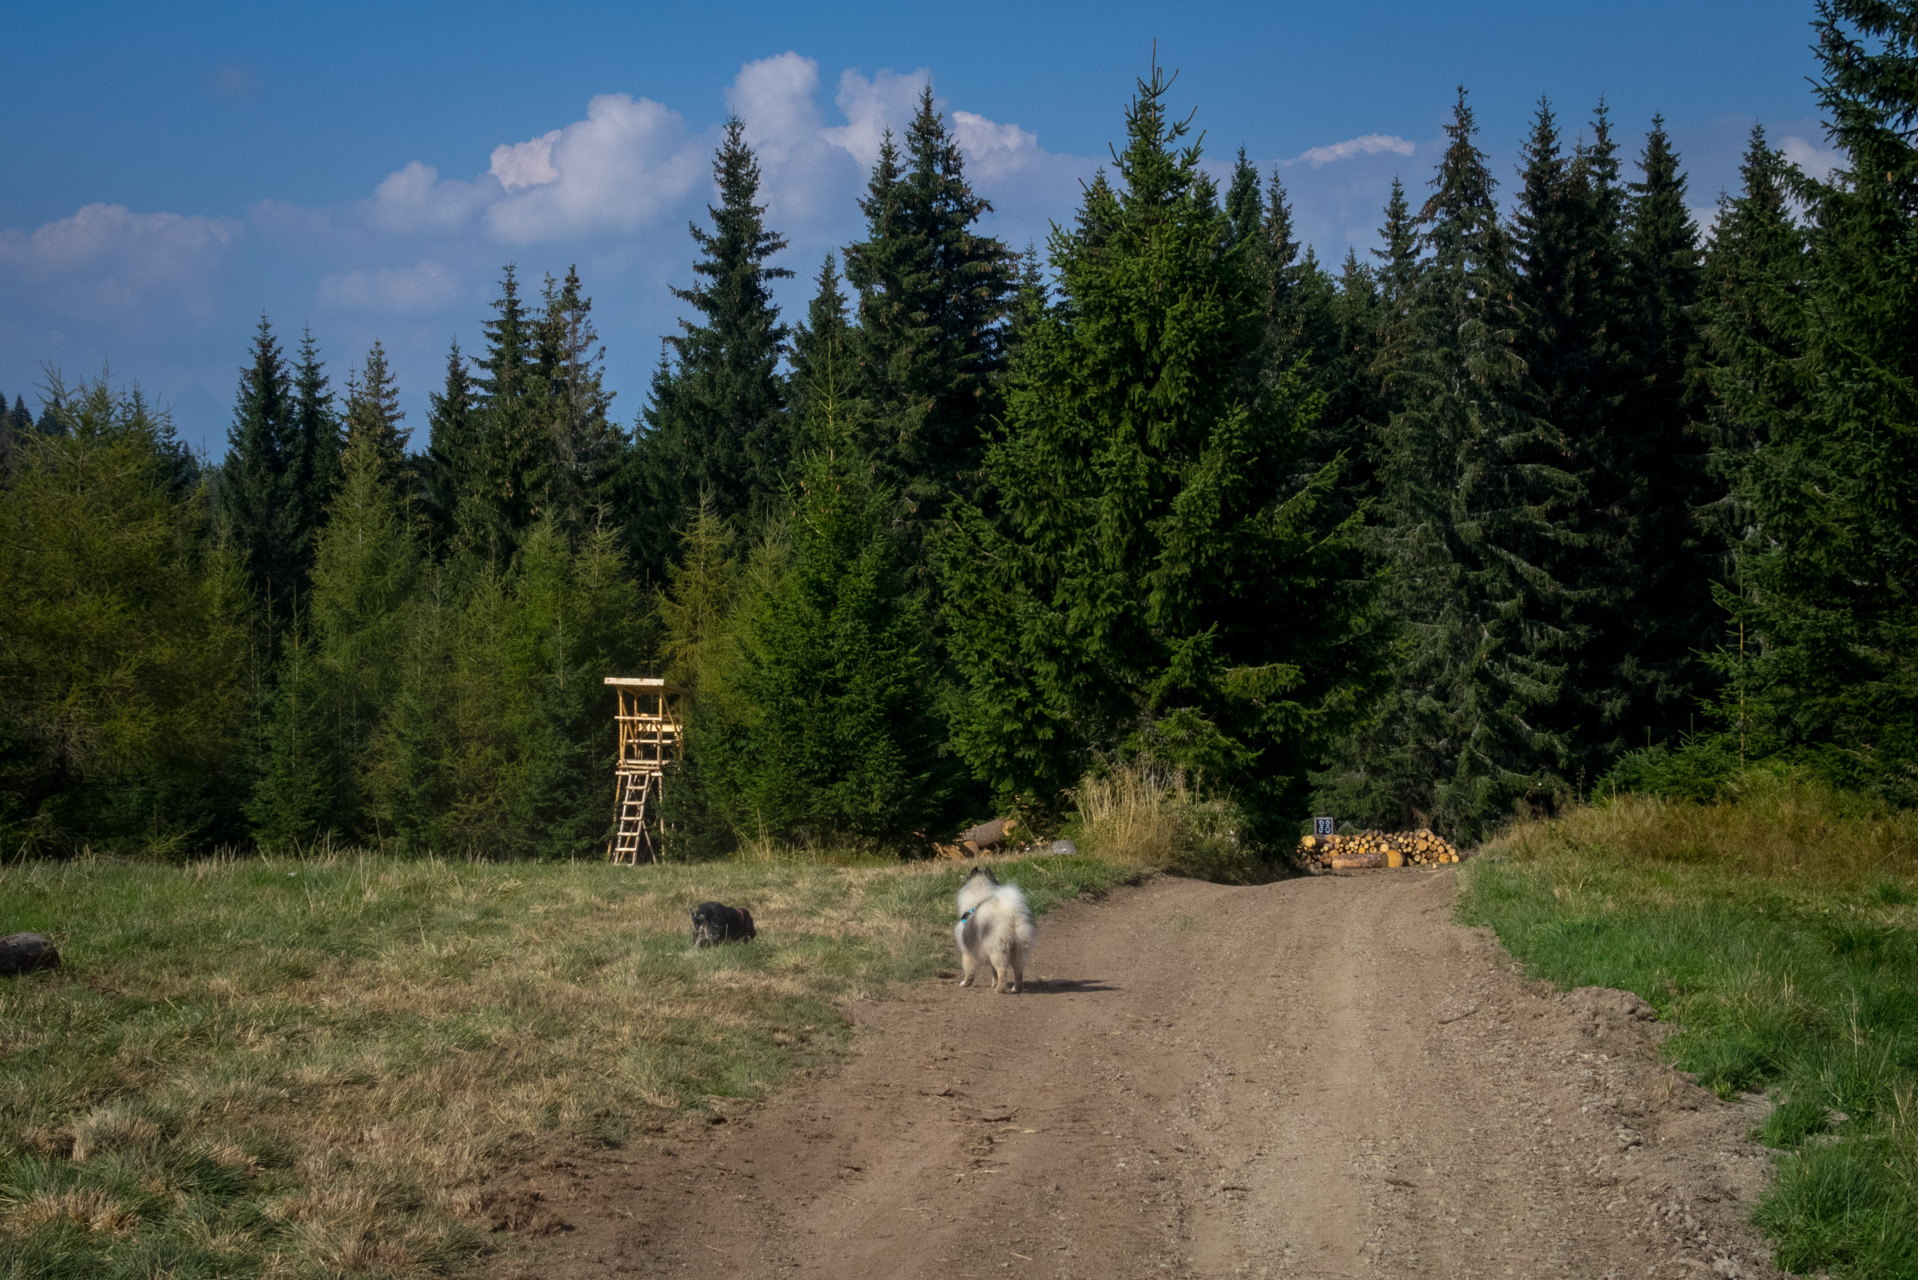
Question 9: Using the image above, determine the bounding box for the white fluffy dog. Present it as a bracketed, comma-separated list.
[954, 867, 1036, 993]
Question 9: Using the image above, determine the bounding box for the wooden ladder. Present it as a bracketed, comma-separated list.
[609, 771, 657, 864]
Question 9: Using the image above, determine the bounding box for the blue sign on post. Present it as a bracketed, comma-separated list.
[1314, 816, 1335, 837]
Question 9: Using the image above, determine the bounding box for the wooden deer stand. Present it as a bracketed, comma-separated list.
[604, 677, 687, 864]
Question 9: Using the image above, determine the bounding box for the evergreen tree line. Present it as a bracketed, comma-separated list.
[2, 0, 1913, 857]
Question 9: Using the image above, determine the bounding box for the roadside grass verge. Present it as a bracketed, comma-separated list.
[1070, 763, 1276, 883]
[1460, 777, 1918, 1280]
[0, 852, 1132, 1279]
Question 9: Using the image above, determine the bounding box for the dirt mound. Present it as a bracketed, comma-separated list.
[486, 871, 1781, 1279]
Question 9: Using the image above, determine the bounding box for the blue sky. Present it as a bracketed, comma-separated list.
[2, 1, 1836, 456]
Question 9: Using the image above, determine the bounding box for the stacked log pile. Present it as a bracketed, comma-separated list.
[1298, 829, 1460, 870]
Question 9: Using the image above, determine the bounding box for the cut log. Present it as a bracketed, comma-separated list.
[1330, 850, 1386, 870]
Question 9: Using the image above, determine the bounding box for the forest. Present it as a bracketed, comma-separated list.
[1, 0, 1912, 861]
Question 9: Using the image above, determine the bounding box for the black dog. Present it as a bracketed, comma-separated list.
[691, 901, 756, 947]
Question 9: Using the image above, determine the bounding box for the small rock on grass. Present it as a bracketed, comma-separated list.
[0, 933, 60, 976]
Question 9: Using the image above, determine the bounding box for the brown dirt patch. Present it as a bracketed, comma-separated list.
[486, 869, 1782, 1278]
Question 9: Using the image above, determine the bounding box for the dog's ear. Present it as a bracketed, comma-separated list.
[690, 905, 701, 921]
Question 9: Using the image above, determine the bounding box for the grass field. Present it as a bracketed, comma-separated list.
[0, 852, 1134, 1279]
[1460, 775, 1918, 1280]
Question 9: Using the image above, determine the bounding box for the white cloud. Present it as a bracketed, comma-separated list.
[489, 130, 561, 191]
[821, 67, 929, 168]
[1779, 134, 1842, 183]
[0, 203, 239, 317]
[330, 57, 1074, 257]
[1291, 133, 1416, 167]
[486, 94, 705, 243]
[371, 161, 497, 233]
[730, 52, 825, 165]
[363, 95, 705, 244]
[725, 53, 860, 231]
[319, 260, 459, 312]
[953, 111, 1045, 182]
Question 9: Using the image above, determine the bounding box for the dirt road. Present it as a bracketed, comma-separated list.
[492, 869, 1784, 1279]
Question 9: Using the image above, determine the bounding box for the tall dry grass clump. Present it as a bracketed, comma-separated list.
[1071, 763, 1269, 882]
[1483, 770, 1918, 883]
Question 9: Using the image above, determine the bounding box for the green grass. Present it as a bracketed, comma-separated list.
[1461, 783, 1918, 1280]
[0, 852, 1134, 1279]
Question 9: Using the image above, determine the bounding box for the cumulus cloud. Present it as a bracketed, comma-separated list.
[489, 130, 561, 190]
[822, 67, 930, 168]
[1779, 134, 1842, 182]
[371, 161, 499, 233]
[1291, 133, 1417, 167]
[730, 52, 827, 166]
[319, 260, 459, 312]
[487, 94, 705, 242]
[323, 56, 1074, 258]
[361, 95, 704, 244]
[953, 111, 1046, 181]
[0, 203, 239, 317]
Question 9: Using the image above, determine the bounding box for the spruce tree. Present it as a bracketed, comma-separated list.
[532, 266, 623, 536]
[1701, 127, 1807, 483]
[1696, 126, 1807, 769]
[652, 498, 744, 858]
[1319, 90, 1578, 838]
[421, 339, 478, 556]
[246, 616, 339, 848]
[252, 440, 422, 843]
[1225, 147, 1264, 249]
[1510, 100, 1635, 777]
[628, 119, 792, 573]
[943, 64, 1379, 833]
[786, 252, 856, 453]
[1615, 117, 1718, 745]
[708, 442, 953, 849]
[0, 375, 248, 853]
[469, 266, 546, 564]
[1725, 1, 1918, 796]
[292, 327, 343, 526]
[341, 340, 409, 486]
[844, 87, 1016, 527]
[1316, 249, 1383, 509]
[223, 316, 304, 619]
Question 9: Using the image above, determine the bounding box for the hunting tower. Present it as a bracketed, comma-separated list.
[604, 676, 686, 864]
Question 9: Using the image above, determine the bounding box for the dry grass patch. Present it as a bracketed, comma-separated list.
[1071, 764, 1273, 882]
[0, 851, 1128, 1278]
[1487, 771, 1918, 883]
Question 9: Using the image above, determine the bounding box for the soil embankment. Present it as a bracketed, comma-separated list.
[491, 869, 1782, 1278]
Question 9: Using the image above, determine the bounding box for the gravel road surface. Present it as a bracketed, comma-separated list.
[493, 868, 1783, 1279]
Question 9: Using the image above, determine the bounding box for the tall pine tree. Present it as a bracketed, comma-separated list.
[1319, 90, 1579, 838]
[1723, 1, 1918, 797]
[341, 340, 408, 487]
[532, 266, 623, 536]
[292, 327, 343, 525]
[943, 63, 1379, 834]
[627, 119, 792, 574]
[844, 87, 1016, 530]
[223, 317, 305, 620]
[421, 339, 478, 556]
[786, 252, 857, 454]
[1614, 116, 1718, 748]
[468, 266, 546, 564]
